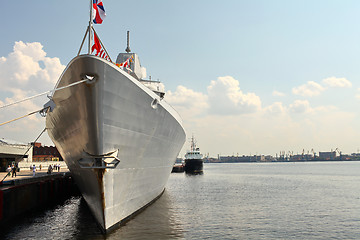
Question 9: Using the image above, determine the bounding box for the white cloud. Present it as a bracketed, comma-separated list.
[265, 102, 286, 116]
[289, 100, 312, 113]
[322, 77, 352, 88]
[292, 81, 325, 97]
[207, 76, 261, 115]
[180, 97, 357, 157]
[0, 41, 65, 145]
[165, 85, 208, 118]
[0, 41, 64, 92]
[13, 41, 46, 62]
[292, 77, 352, 98]
[166, 76, 262, 117]
[167, 76, 262, 117]
[168, 76, 358, 157]
[272, 90, 285, 97]
[356, 88, 360, 100]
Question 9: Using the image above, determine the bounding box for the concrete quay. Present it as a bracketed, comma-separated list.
[0, 168, 68, 183]
[0, 169, 79, 225]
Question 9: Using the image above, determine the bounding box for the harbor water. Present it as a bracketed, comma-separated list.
[1, 161, 360, 239]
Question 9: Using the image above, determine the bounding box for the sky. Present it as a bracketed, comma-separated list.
[1, 0, 360, 157]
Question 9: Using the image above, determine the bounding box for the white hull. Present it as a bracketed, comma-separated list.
[45, 55, 186, 232]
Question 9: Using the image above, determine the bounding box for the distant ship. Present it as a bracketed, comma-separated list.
[44, 1, 185, 233]
[172, 158, 184, 173]
[184, 136, 203, 174]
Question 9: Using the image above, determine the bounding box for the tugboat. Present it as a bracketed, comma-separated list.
[172, 158, 184, 173]
[184, 136, 203, 174]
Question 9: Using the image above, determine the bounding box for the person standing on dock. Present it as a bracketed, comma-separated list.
[47, 164, 52, 174]
[32, 165, 36, 177]
[11, 164, 17, 178]
[6, 165, 11, 177]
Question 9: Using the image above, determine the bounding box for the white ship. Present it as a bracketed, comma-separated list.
[44, 1, 185, 233]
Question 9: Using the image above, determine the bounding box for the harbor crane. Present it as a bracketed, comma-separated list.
[334, 148, 342, 160]
[311, 149, 316, 160]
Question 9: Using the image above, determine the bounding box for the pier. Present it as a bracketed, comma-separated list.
[0, 168, 78, 225]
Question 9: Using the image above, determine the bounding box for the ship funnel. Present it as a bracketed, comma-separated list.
[125, 31, 131, 53]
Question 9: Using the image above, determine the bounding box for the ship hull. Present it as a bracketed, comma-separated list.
[45, 55, 186, 232]
[184, 159, 203, 174]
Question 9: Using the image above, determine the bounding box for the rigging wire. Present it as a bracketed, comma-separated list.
[0, 108, 46, 127]
[0, 78, 88, 110]
[0, 128, 47, 183]
[22, 128, 47, 161]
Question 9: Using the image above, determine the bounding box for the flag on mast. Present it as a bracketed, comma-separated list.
[91, 32, 101, 54]
[116, 56, 134, 69]
[92, 32, 109, 60]
[92, 0, 106, 24]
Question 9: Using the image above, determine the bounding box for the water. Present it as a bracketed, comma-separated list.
[1, 161, 360, 239]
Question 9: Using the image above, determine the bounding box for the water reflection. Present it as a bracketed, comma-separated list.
[0, 197, 94, 240]
[185, 171, 204, 176]
[2, 162, 360, 239]
[1, 190, 184, 240]
[107, 191, 184, 240]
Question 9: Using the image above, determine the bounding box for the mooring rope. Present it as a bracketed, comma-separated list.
[0, 128, 47, 183]
[24, 128, 47, 158]
[0, 108, 46, 127]
[0, 78, 88, 110]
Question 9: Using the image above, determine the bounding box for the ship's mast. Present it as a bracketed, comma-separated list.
[88, 0, 93, 54]
[125, 31, 131, 53]
[191, 135, 195, 152]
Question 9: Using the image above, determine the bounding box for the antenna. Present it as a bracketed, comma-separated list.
[125, 31, 131, 53]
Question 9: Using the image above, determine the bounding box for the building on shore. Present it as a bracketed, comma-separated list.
[219, 155, 263, 163]
[290, 154, 314, 161]
[211, 150, 359, 163]
[318, 151, 336, 160]
[0, 139, 66, 172]
[32, 142, 63, 162]
[0, 138, 33, 172]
